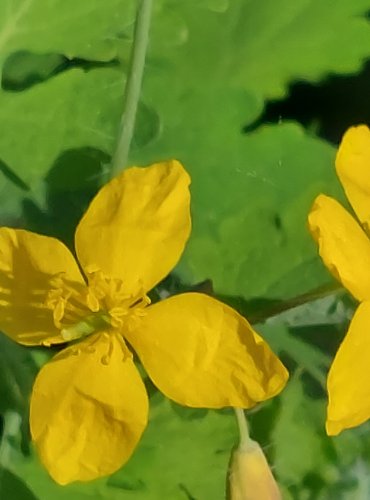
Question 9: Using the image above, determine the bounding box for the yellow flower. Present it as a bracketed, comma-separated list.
[308, 125, 370, 436]
[0, 160, 288, 484]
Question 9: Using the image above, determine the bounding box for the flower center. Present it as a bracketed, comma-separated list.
[46, 268, 150, 342]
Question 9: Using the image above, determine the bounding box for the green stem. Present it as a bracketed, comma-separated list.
[0, 412, 21, 468]
[111, 0, 153, 177]
[233, 408, 251, 451]
[248, 281, 345, 325]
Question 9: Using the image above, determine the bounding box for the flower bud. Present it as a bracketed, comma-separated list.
[228, 439, 281, 500]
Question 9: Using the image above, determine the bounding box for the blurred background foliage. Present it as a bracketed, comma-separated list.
[0, 0, 370, 498]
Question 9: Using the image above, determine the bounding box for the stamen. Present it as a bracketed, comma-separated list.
[101, 340, 114, 365]
[116, 334, 133, 361]
[135, 308, 148, 317]
[86, 291, 100, 312]
[45, 268, 150, 342]
[130, 297, 143, 308]
[53, 298, 66, 324]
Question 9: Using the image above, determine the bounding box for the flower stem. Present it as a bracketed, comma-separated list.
[110, 0, 153, 178]
[248, 281, 345, 325]
[234, 408, 251, 451]
[0, 411, 21, 468]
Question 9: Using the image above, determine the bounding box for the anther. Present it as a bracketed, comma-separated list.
[86, 291, 100, 312]
[100, 339, 114, 366]
[101, 355, 110, 365]
[117, 335, 133, 361]
[53, 298, 66, 323]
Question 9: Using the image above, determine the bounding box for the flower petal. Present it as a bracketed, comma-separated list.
[75, 161, 191, 295]
[126, 293, 288, 409]
[326, 302, 370, 435]
[336, 125, 370, 228]
[0, 228, 85, 345]
[308, 194, 370, 301]
[30, 332, 148, 484]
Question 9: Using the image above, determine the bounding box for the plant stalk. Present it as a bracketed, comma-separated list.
[234, 408, 251, 451]
[111, 0, 153, 177]
[248, 281, 345, 325]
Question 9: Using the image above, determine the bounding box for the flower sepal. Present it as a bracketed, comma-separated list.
[228, 439, 281, 500]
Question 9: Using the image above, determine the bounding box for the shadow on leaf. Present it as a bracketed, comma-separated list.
[22, 147, 109, 248]
[0, 468, 38, 500]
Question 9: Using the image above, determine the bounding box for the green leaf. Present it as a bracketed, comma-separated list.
[132, 103, 342, 299]
[128, 0, 370, 300]
[150, 0, 370, 124]
[254, 293, 355, 386]
[0, 69, 122, 187]
[0, 2, 370, 499]
[198, 0, 230, 13]
[271, 373, 326, 486]
[132, 0, 370, 300]
[0, 334, 37, 416]
[259, 324, 331, 387]
[0, 67, 159, 193]
[8, 394, 237, 500]
[107, 395, 236, 499]
[0, 468, 38, 500]
[270, 373, 370, 498]
[1, 1, 369, 300]
[0, 0, 136, 73]
[2, 51, 65, 91]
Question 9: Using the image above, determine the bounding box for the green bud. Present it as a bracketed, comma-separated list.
[228, 439, 281, 500]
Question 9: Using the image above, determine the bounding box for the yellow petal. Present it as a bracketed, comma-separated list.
[336, 125, 370, 228]
[326, 302, 370, 435]
[0, 228, 85, 345]
[126, 293, 288, 409]
[308, 194, 370, 301]
[30, 332, 148, 484]
[75, 161, 191, 295]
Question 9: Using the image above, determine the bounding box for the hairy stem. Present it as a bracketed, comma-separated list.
[111, 0, 153, 177]
[234, 408, 251, 451]
[249, 281, 345, 324]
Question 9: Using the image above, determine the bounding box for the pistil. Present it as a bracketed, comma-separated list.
[61, 312, 111, 341]
[46, 269, 150, 342]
